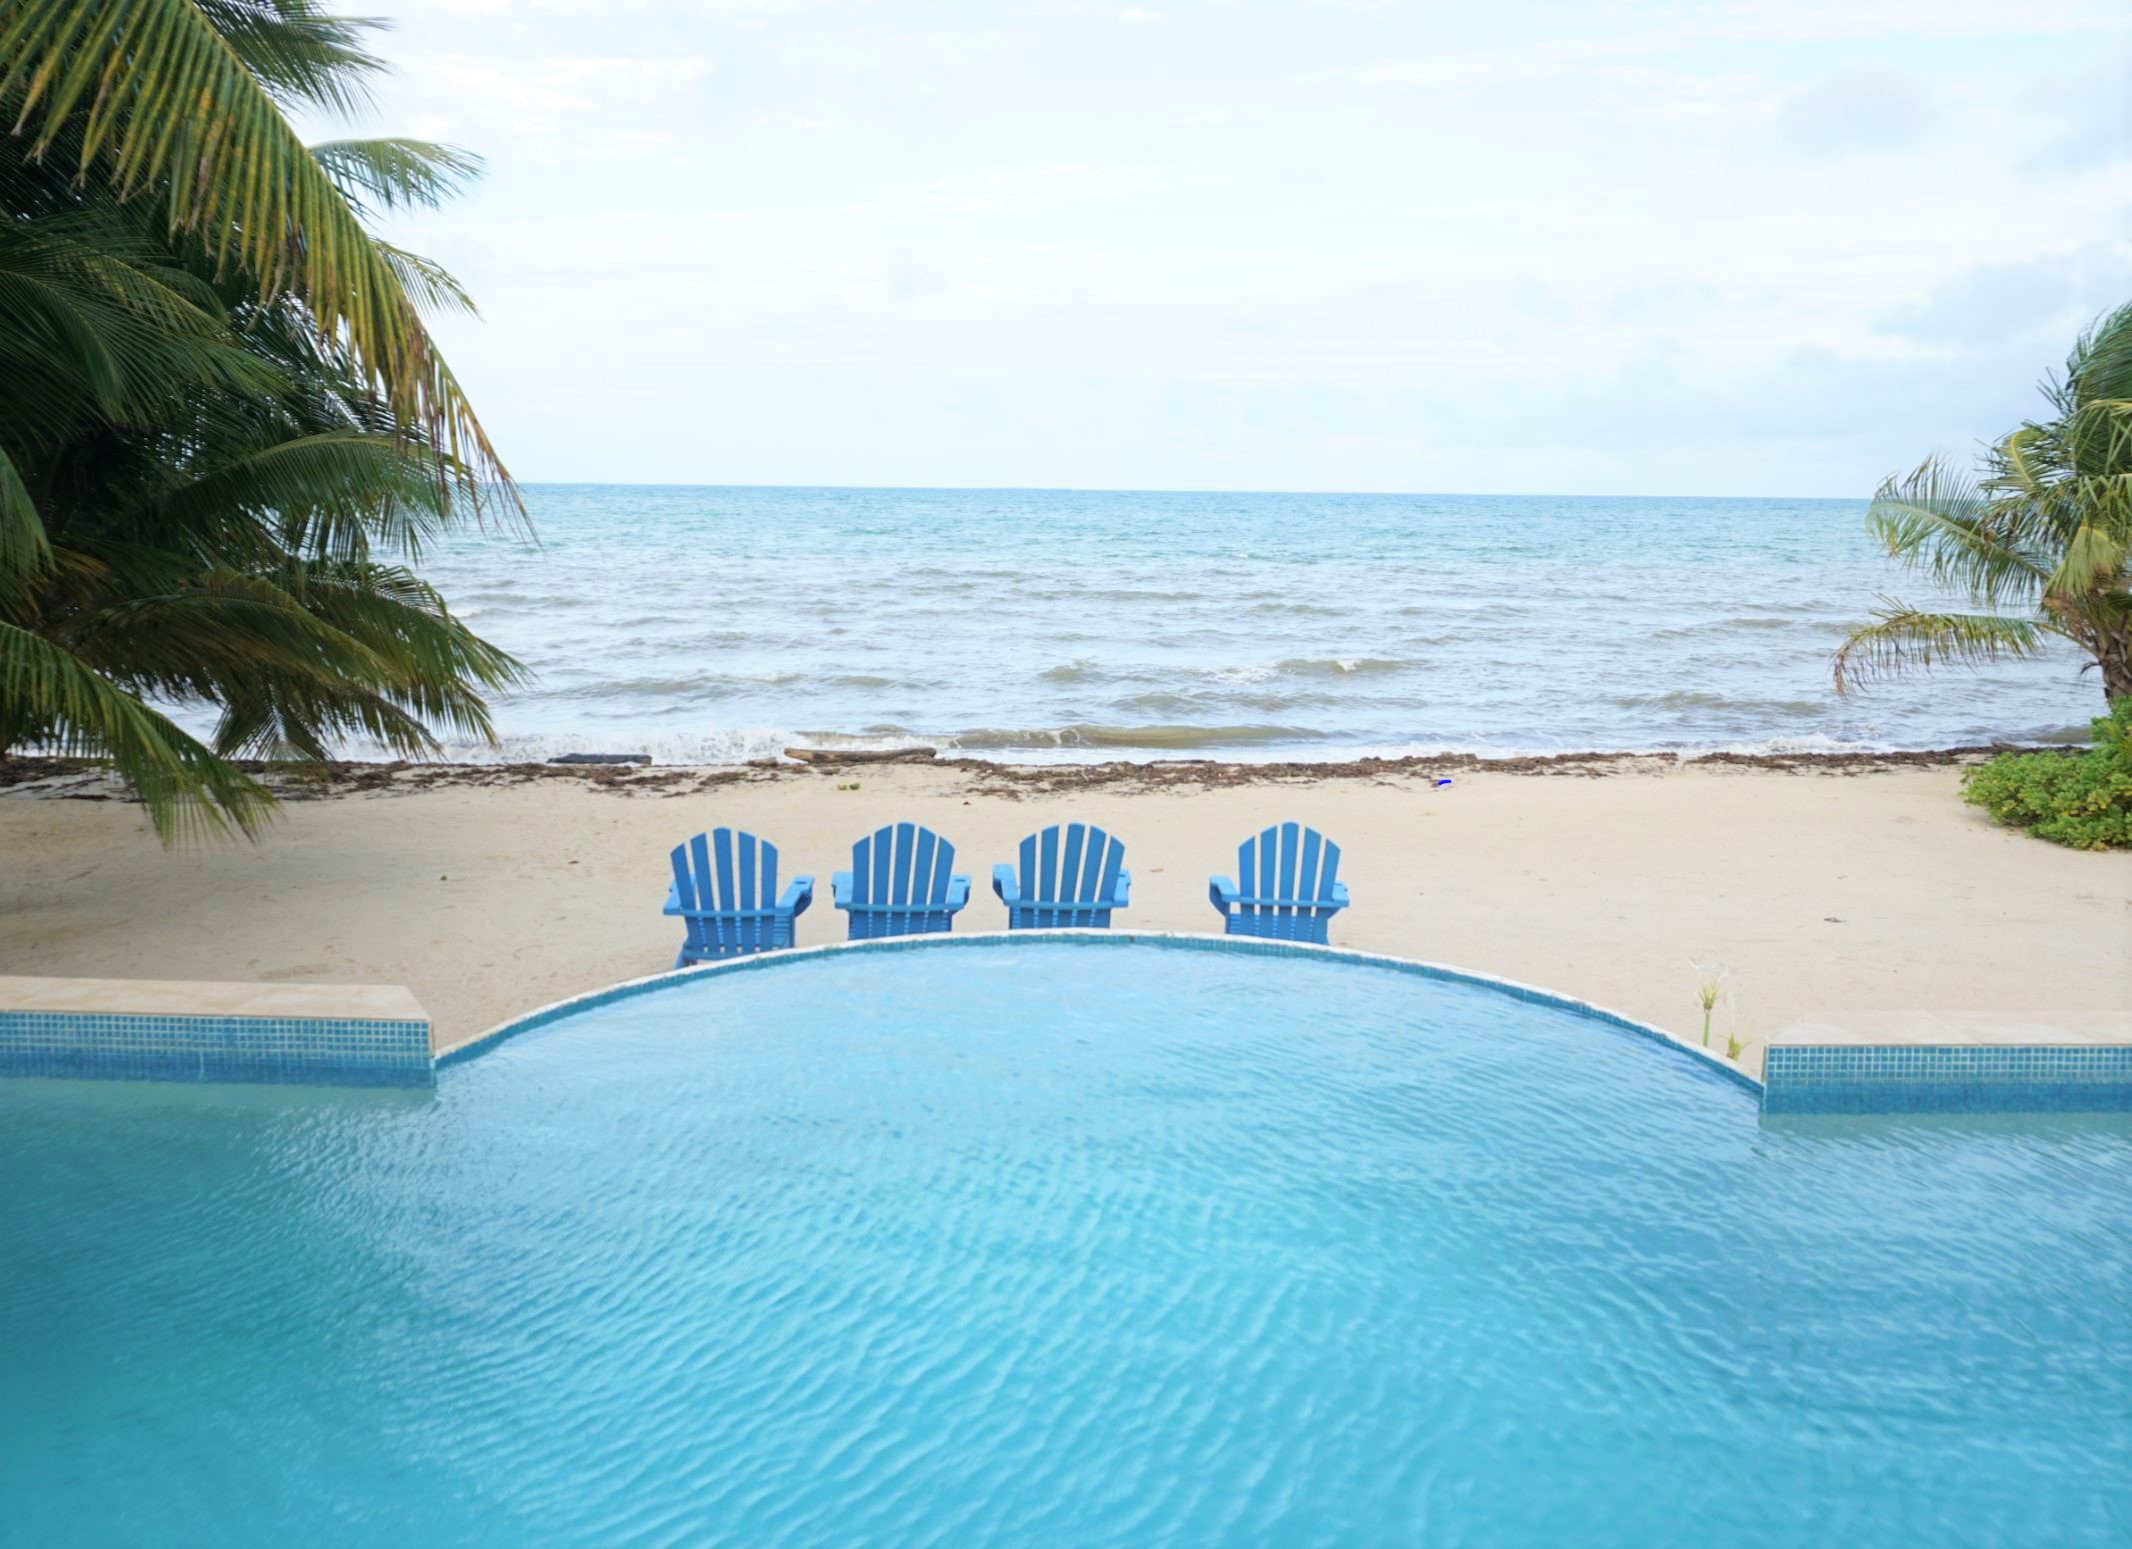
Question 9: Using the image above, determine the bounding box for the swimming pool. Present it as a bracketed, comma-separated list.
[4, 939, 2129, 1544]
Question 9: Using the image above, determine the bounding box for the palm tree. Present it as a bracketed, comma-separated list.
[0, 0, 523, 838]
[0, 0, 498, 467]
[1834, 303, 2132, 708]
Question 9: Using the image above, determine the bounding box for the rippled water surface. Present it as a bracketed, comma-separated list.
[386, 485, 2101, 761]
[6, 943, 2131, 1545]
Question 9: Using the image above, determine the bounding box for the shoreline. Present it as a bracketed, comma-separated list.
[4, 756, 2126, 1080]
[0, 739, 2080, 805]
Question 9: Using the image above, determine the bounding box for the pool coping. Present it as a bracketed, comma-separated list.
[0, 974, 434, 1089]
[438, 930, 1765, 1096]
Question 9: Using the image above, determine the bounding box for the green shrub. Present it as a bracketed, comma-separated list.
[1962, 701, 2132, 850]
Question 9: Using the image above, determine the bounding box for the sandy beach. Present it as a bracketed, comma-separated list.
[4, 755, 2126, 1077]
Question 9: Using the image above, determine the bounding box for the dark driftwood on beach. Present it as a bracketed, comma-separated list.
[783, 746, 938, 765]
[548, 753, 652, 765]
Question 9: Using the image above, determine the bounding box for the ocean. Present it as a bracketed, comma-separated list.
[393, 485, 2099, 764]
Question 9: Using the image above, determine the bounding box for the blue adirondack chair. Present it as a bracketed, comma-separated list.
[663, 828, 813, 968]
[832, 822, 971, 939]
[1208, 822, 1349, 943]
[992, 821, 1131, 929]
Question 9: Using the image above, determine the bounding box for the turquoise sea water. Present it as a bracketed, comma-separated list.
[6, 943, 2130, 1545]
[392, 485, 2100, 763]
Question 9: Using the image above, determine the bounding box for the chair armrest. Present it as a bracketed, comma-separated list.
[780, 876, 814, 918]
[831, 870, 854, 909]
[944, 874, 972, 913]
[1113, 869, 1131, 908]
[992, 864, 1021, 905]
[1208, 874, 1238, 912]
[1328, 881, 1351, 911]
[663, 880, 682, 917]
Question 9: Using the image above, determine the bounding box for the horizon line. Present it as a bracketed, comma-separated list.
[498, 479, 1871, 502]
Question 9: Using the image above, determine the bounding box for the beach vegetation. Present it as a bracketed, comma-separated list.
[1691, 960, 1727, 1048]
[1833, 303, 2132, 709]
[1962, 701, 2132, 850]
[0, 0, 520, 839]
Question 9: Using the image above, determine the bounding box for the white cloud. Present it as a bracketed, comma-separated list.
[409, 0, 831, 14]
[1874, 246, 2132, 348]
[1361, 36, 1654, 90]
[1608, 0, 2119, 42]
[2012, 53, 2132, 174]
[354, 0, 2132, 494]
[1774, 67, 1936, 156]
[914, 164, 1163, 212]
[747, 107, 831, 132]
[380, 52, 716, 158]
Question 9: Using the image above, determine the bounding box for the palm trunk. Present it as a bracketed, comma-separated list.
[2103, 642, 2132, 704]
[2074, 597, 2132, 704]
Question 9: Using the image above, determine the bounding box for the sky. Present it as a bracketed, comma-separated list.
[330, 0, 2132, 495]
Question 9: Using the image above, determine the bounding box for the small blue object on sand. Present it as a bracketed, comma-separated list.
[1435, 777, 1453, 787]
[832, 822, 971, 939]
[1207, 821, 1350, 944]
[993, 822, 1131, 929]
[664, 828, 813, 967]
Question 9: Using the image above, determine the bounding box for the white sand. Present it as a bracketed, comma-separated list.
[3, 762, 2127, 1077]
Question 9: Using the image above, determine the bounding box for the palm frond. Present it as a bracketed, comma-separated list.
[311, 137, 482, 214]
[194, 0, 384, 116]
[1, 0, 533, 840]
[1993, 424, 2055, 501]
[1865, 458, 2050, 608]
[199, 559, 525, 759]
[1832, 600, 2055, 697]
[61, 559, 524, 756]
[2054, 394, 2132, 484]
[0, 618, 273, 838]
[0, 440, 49, 593]
[0, 0, 509, 489]
[2067, 299, 2132, 410]
[149, 431, 464, 563]
[0, 211, 276, 429]
[373, 241, 480, 319]
[2048, 500, 2132, 598]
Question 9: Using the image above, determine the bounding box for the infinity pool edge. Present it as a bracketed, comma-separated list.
[436, 930, 1763, 1097]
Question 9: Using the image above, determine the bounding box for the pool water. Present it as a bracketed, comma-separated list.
[4, 941, 2129, 1546]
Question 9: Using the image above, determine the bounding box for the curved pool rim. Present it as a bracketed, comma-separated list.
[440, 931, 1761, 1096]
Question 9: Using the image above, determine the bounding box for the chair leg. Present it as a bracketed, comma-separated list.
[673, 949, 690, 970]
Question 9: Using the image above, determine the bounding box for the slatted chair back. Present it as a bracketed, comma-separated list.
[1002, 822, 1127, 928]
[1220, 822, 1347, 942]
[669, 828, 786, 958]
[839, 822, 969, 938]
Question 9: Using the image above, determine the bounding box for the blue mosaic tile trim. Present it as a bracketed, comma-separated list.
[1764, 1044, 2132, 1115]
[441, 929, 1761, 1097]
[0, 1009, 433, 1089]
